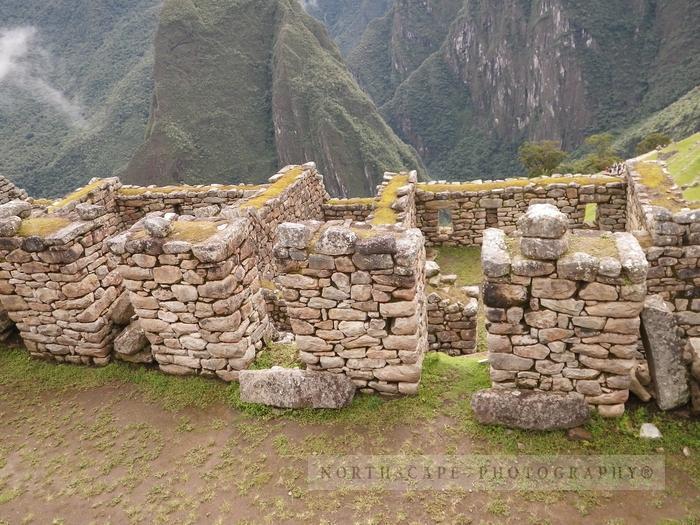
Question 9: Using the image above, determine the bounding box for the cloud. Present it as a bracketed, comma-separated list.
[0, 26, 87, 128]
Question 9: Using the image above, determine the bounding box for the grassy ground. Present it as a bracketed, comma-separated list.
[431, 246, 483, 287]
[0, 346, 698, 523]
[649, 132, 700, 202]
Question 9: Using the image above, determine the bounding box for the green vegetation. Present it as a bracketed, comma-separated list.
[240, 166, 304, 209]
[168, 221, 219, 243]
[647, 133, 700, 202]
[1, 0, 161, 197]
[636, 132, 672, 156]
[124, 0, 423, 197]
[432, 246, 482, 287]
[559, 133, 623, 174]
[518, 141, 568, 177]
[371, 173, 409, 225]
[251, 343, 303, 370]
[17, 217, 71, 238]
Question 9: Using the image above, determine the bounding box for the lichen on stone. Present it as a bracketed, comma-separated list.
[17, 217, 72, 238]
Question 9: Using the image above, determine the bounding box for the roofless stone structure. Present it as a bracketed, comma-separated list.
[0, 158, 696, 416]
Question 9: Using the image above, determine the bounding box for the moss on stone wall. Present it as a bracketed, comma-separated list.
[240, 167, 305, 210]
[371, 174, 409, 225]
[17, 218, 72, 238]
[48, 179, 108, 212]
[418, 175, 623, 194]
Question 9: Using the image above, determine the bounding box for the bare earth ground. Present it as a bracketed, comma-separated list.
[0, 347, 698, 525]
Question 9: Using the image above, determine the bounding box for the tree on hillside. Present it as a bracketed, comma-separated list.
[636, 132, 671, 155]
[559, 133, 623, 174]
[518, 141, 567, 177]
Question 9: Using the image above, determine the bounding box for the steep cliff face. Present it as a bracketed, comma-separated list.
[123, 0, 423, 197]
[312, 0, 700, 181]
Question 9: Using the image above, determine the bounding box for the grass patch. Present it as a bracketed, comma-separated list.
[584, 202, 598, 224]
[251, 343, 303, 370]
[567, 232, 618, 258]
[17, 217, 71, 238]
[168, 221, 219, 243]
[48, 179, 107, 212]
[240, 167, 305, 209]
[371, 174, 409, 225]
[649, 132, 700, 201]
[635, 162, 693, 210]
[432, 246, 482, 286]
[418, 175, 623, 194]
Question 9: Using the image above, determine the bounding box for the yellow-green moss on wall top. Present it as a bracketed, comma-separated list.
[418, 175, 623, 194]
[17, 217, 72, 238]
[371, 174, 409, 225]
[48, 179, 108, 212]
[326, 197, 376, 206]
[240, 167, 305, 209]
[168, 221, 219, 243]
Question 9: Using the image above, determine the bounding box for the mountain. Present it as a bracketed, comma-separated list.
[308, 0, 700, 182]
[124, 0, 422, 197]
[0, 0, 160, 198]
[1, 0, 422, 198]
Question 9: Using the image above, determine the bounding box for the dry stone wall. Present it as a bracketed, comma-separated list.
[106, 215, 272, 381]
[416, 175, 627, 247]
[426, 291, 478, 355]
[323, 200, 375, 222]
[0, 176, 29, 204]
[0, 201, 125, 364]
[626, 161, 700, 338]
[482, 204, 649, 417]
[274, 220, 427, 395]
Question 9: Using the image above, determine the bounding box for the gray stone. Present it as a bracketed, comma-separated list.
[481, 228, 511, 277]
[519, 236, 569, 260]
[239, 368, 356, 409]
[639, 423, 662, 439]
[277, 222, 312, 249]
[425, 260, 440, 278]
[640, 295, 690, 410]
[75, 203, 106, 220]
[517, 204, 568, 239]
[489, 353, 533, 371]
[531, 278, 576, 299]
[144, 217, 173, 238]
[615, 232, 649, 283]
[114, 321, 149, 357]
[540, 298, 585, 316]
[557, 252, 600, 281]
[315, 226, 357, 255]
[511, 257, 555, 277]
[471, 389, 589, 430]
[0, 216, 21, 237]
[0, 200, 32, 219]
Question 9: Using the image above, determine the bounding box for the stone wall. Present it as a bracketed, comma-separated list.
[416, 175, 627, 247]
[106, 214, 271, 380]
[0, 176, 28, 204]
[426, 290, 478, 355]
[274, 220, 427, 394]
[322, 200, 375, 222]
[226, 163, 328, 281]
[116, 185, 260, 226]
[482, 204, 649, 417]
[626, 161, 700, 339]
[0, 201, 125, 364]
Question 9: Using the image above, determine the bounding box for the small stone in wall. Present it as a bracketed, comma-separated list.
[425, 260, 440, 277]
[144, 216, 173, 238]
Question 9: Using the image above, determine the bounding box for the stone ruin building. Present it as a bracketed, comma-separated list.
[0, 155, 696, 421]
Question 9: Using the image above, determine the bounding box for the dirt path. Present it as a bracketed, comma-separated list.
[0, 380, 698, 525]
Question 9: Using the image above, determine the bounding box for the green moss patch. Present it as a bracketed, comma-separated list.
[17, 217, 72, 238]
[430, 246, 482, 286]
[168, 221, 219, 243]
[48, 179, 107, 212]
[371, 174, 409, 225]
[648, 132, 700, 202]
[240, 167, 304, 209]
[567, 232, 618, 259]
[635, 162, 695, 210]
[418, 175, 623, 194]
[251, 343, 303, 370]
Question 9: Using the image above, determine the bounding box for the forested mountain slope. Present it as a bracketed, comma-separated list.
[124, 0, 422, 197]
[308, 0, 700, 182]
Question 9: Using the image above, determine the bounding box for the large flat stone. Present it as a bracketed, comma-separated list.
[239, 368, 356, 409]
[641, 295, 690, 410]
[471, 389, 589, 430]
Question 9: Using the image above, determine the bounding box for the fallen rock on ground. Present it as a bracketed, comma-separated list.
[239, 367, 356, 409]
[471, 389, 589, 430]
[639, 423, 662, 439]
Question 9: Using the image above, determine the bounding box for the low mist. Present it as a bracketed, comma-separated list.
[0, 26, 87, 128]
